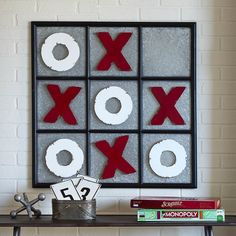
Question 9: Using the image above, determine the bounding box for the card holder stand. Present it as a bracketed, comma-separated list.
[52, 199, 96, 220]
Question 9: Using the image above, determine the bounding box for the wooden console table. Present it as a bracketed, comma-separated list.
[1, 215, 236, 236]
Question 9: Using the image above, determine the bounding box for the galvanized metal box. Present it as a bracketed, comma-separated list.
[52, 199, 96, 220]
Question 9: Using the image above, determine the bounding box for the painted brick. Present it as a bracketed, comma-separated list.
[199, 156, 221, 168]
[57, 13, 99, 21]
[160, 227, 202, 236]
[202, 110, 236, 124]
[0, 165, 30, 179]
[141, 7, 180, 21]
[222, 184, 236, 197]
[202, 140, 236, 154]
[0, 152, 16, 165]
[17, 124, 29, 138]
[0, 40, 15, 55]
[222, 157, 236, 168]
[221, 199, 236, 212]
[120, 0, 160, 7]
[0, 124, 17, 138]
[120, 228, 160, 236]
[17, 180, 50, 193]
[140, 188, 181, 196]
[0, 82, 28, 96]
[119, 198, 138, 214]
[221, 67, 236, 80]
[0, 13, 15, 27]
[222, 96, 236, 109]
[202, 169, 236, 182]
[38, 193, 53, 207]
[202, 52, 236, 66]
[0, 96, 16, 110]
[0, 29, 29, 40]
[38, 0, 77, 14]
[182, 8, 221, 21]
[214, 228, 236, 236]
[38, 207, 52, 215]
[222, 126, 236, 138]
[197, 111, 201, 125]
[98, 188, 139, 197]
[198, 95, 221, 109]
[198, 65, 220, 80]
[17, 151, 32, 165]
[16, 68, 30, 82]
[0, 228, 14, 236]
[0, 56, 29, 68]
[0, 207, 13, 215]
[16, 42, 29, 55]
[79, 228, 119, 236]
[0, 110, 29, 123]
[0, 68, 16, 82]
[0, 138, 29, 151]
[99, 0, 119, 5]
[17, 96, 30, 110]
[99, 6, 139, 20]
[203, 22, 236, 36]
[38, 228, 78, 236]
[202, 111, 236, 124]
[221, 37, 236, 51]
[222, 8, 236, 21]
[202, 0, 236, 7]
[16, 13, 57, 27]
[18, 229, 37, 236]
[0, 180, 16, 193]
[0, 1, 36, 12]
[161, 0, 200, 7]
[198, 125, 221, 138]
[96, 197, 119, 213]
[199, 37, 220, 50]
[78, 0, 99, 13]
[0, 194, 17, 207]
[202, 81, 236, 95]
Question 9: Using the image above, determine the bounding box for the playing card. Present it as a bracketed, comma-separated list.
[50, 180, 81, 200]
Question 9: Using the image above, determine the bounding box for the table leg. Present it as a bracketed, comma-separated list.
[204, 226, 213, 236]
[13, 226, 21, 236]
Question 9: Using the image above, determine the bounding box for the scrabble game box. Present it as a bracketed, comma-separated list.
[131, 197, 221, 209]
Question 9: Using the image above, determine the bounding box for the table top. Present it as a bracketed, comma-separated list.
[1, 215, 236, 227]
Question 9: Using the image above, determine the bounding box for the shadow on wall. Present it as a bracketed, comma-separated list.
[196, 3, 236, 236]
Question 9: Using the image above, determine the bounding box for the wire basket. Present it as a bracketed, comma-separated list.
[52, 199, 96, 220]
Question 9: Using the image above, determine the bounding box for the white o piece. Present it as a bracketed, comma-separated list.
[149, 139, 187, 178]
[94, 86, 133, 125]
[41, 33, 80, 72]
[45, 139, 84, 178]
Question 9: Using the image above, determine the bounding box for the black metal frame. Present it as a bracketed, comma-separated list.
[31, 21, 197, 188]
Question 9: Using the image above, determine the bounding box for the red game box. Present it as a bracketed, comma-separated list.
[130, 197, 220, 209]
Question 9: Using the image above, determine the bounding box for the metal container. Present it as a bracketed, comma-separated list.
[52, 199, 96, 220]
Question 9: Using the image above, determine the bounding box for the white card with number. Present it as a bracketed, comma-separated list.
[70, 177, 83, 187]
[51, 180, 81, 200]
[76, 179, 101, 200]
[76, 174, 99, 183]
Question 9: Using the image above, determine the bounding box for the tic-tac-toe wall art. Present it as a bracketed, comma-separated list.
[32, 22, 196, 188]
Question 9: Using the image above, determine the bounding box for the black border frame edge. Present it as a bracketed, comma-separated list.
[31, 21, 197, 189]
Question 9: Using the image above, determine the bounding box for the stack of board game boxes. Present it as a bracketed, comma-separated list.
[130, 197, 225, 222]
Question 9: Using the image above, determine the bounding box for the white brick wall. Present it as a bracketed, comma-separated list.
[0, 0, 235, 235]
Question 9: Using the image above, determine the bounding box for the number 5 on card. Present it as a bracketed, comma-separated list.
[51, 180, 81, 200]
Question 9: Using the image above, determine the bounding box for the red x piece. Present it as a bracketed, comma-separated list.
[150, 87, 186, 125]
[96, 32, 132, 71]
[95, 135, 136, 179]
[43, 84, 81, 125]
